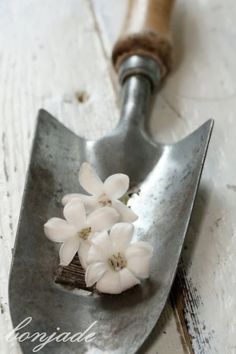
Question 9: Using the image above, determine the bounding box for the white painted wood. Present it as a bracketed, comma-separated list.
[1, 0, 236, 353]
[0, 1, 118, 353]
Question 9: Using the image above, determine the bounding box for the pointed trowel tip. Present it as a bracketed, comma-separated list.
[203, 118, 214, 131]
[37, 108, 58, 125]
[36, 109, 70, 135]
[200, 118, 214, 141]
[201, 118, 214, 147]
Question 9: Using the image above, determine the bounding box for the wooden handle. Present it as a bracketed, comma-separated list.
[112, 0, 175, 77]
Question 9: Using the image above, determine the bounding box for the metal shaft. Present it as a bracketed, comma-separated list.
[118, 55, 161, 132]
[119, 76, 151, 130]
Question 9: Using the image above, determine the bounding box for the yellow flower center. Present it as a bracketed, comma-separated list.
[108, 253, 127, 271]
[98, 193, 112, 207]
[79, 227, 92, 240]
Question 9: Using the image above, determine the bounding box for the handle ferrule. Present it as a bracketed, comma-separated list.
[119, 55, 161, 91]
[112, 0, 175, 78]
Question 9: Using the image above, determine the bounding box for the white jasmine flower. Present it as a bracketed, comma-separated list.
[44, 200, 119, 268]
[85, 223, 153, 294]
[62, 162, 138, 223]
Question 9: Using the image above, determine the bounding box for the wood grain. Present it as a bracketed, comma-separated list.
[0, 1, 118, 353]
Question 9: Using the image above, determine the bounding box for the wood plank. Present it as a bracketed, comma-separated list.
[0, 0, 118, 353]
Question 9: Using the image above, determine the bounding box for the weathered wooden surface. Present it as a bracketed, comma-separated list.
[0, 0, 236, 353]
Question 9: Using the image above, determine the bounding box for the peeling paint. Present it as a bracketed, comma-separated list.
[2, 133, 9, 182]
[0, 303, 4, 314]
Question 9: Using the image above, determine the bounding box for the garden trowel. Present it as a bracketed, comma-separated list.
[9, 0, 213, 353]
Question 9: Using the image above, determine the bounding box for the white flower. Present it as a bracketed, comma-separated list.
[85, 223, 153, 294]
[62, 162, 138, 223]
[44, 200, 119, 268]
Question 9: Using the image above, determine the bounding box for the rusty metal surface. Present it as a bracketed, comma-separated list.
[9, 57, 213, 353]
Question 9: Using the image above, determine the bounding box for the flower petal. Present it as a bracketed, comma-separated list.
[78, 241, 91, 269]
[112, 200, 138, 222]
[125, 241, 153, 279]
[59, 236, 80, 266]
[119, 268, 140, 291]
[104, 173, 129, 199]
[88, 207, 119, 232]
[62, 194, 98, 212]
[127, 255, 151, 279]
[87, 243, 107, 265]
[79, 162, 104, 196]
[110, 223, 134, 253]
[85, 262, 108, 287]
[91, 230, 109, 247]
[125, 241, 153, 258]
[63, 200, 86, 229]
[62, 193, 81, 205]
[89, 231, 112, 260]
[44, 218, 76, 242]
[96, 271, 121, 294]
